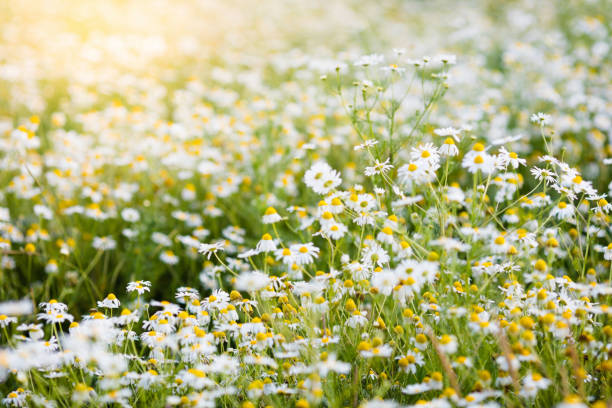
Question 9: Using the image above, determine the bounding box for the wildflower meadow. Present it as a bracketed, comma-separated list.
[0, 0, 611, 407]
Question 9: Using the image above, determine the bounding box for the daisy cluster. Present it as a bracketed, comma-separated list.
[0, 0, 611, 407]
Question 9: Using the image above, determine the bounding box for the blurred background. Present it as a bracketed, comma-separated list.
[0, 0, 610, 311]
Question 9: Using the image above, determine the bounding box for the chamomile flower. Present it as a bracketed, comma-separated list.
[92, 236, 117, 251]
[320, 221, 348, 240]
[72, 383, 96, 404]
[98, 294, 120, 309]
[2, 389, 28, 407]
[289, 243, 320, 266]
[364, 159, 393, 177]
[256, 233, 277, 252]
[121, 208, 140, 222]
[16, 323, 43, 340]
[45, 259, 59, 274]
[316, 352, 351, 376]
[531, 167, 557, 184]
[235, 271, 271, 292]
[38, 310, 74, 324]
[463, 143, 496, 174]
[127, 281, 151, 294]
[434, 127, 462, 142]
[439, 137, 459, 156]
[550, 201, 575, 220]
[398, 162, 428, 184]
[530, 112, 552, 126]
[602, 243, 612, 261]
[198, 241, 225, 259]
[376, 227, 395, 245]
[160, 250, 179, 265]
[397, 350, 425, 374]
[370, 270, 398, 295]
[438, 334, 458, 354]
[304, 161, 342, 194]
[520, 372, 551, 398]
[555, 395, 587, 408]
[346, 310, 369, 328]
[410, 143, 439, 165]
[262, 207, 282, 224]
[354, 139, 379, 151]
[0, 315, 17, 328]
[498, 147, 526, 169]
[361, 242, 390, 267]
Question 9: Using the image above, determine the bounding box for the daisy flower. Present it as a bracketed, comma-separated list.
[397, 350, 425, 374]
[376, 227, 395, 245]
[550, 201, 574, 220]
[520, 372, 551, 399]
[160, 250, 179, 265]
[370, 270, 398, 295]
[346, 310, 368, 328]
[255, 233, 277, 252]
[316, 353, 351, 376]
[354, 139, 379, 151]
[198, 241, 225, 259]
[38, 310, 74, 324]
[602, 243, 612, 261]
[289, 242, 320, 265]
[530, 112, 552, 126]
[361, 242, 389, 267]
[530, 167, 557, 184]
[347, 193, 377, 212]
[364, 159, 393, 177]
[303, 161, 342, 195]
[2, 389, 28, 407]
[0, 314, 17, 328]
[235, 271, 271, 292]
[97, 293, 120, 309]
[397, 161, 433, 185]
[262, 207, 282, 224]
[463, 143, 497, 174]
[433, 126, 462, 142]
[360, 343, 393, 358]
[92, 236, 117, 251]
[410, 143, 439, 164]
[498, 147, 526, 169]
[320, 221, 348, 240]
[555, 395, 587, 408]
[127, 280, 151, 294]
[121, 208, 140, 222]
[439, 137, 459, 156]
[45, 259, 59, 274]
[438, 334, 458, 354]
[16, 323, 43, 340]
[275, 247, 295, 265]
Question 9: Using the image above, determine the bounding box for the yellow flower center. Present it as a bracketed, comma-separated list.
[264, 207, 277, 215]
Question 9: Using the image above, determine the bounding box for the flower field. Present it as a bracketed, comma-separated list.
[0, 0, 611, 407]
